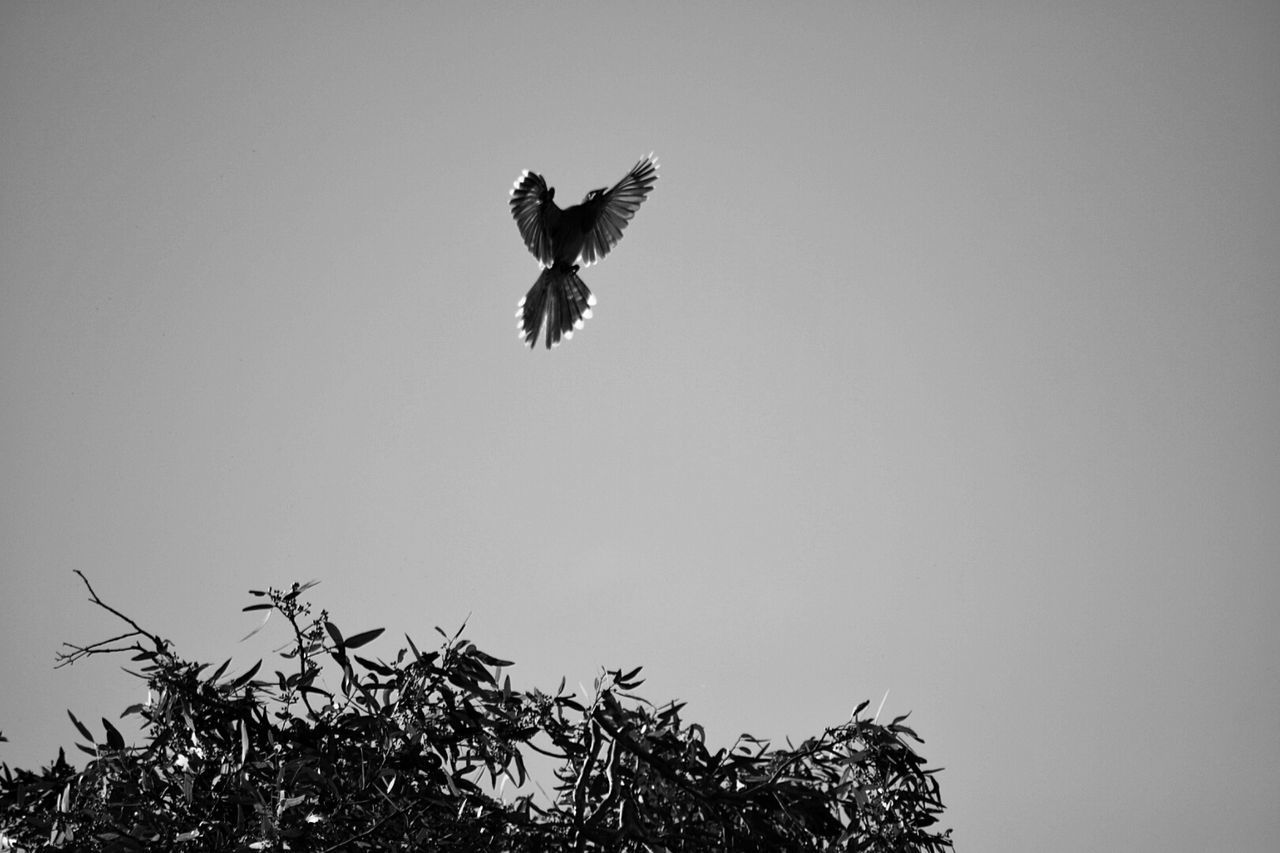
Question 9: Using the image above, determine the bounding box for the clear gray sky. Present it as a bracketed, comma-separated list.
[3, 2, 1278, 850]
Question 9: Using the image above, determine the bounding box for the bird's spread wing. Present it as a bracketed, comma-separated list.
[578, 154, 659, 267]
[510, 170, 556, 266]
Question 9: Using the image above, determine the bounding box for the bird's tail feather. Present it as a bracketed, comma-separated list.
[516, 266, 595, 349]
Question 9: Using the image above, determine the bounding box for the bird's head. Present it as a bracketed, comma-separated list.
[582, 187, 607, 204]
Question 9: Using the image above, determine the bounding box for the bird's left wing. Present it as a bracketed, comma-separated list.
[510, 170, 557, 267]
[578, 154, 659, 267]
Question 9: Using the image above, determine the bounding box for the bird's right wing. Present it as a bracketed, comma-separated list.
[578, 154, 659, 267]
[510, 170, 556, 267]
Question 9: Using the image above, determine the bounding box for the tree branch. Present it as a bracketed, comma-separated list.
[55, 571, 169, 668]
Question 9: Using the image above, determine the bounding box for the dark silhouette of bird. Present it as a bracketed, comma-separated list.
[510, 154, 658, 348]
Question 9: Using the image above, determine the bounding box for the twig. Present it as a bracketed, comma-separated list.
[55, 571, 168, 668]
[318, 806, 405, 853]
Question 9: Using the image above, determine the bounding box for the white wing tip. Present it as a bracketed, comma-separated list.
[587, 294, 598, 307]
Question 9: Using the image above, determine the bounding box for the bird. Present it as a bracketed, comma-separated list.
[510, 154, 658, 349]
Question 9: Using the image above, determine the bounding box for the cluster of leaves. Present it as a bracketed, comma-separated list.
[1, 573, 951, 851]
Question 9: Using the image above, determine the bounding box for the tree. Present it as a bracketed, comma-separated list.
[1, 573, 951, 851]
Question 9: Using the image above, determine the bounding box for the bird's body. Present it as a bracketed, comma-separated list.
[510, 155, 658, 348]
[545, 205, 594, 266]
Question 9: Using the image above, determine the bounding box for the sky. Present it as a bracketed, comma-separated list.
[2, 1, 1278, 850]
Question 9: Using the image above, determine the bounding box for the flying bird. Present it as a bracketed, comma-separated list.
[510, 154, 658, 348]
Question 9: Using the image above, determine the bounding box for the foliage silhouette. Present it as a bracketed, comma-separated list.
[1, 573, 952, 851]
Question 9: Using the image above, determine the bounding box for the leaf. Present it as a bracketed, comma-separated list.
[618, 665, 643, 682]
[282, 579, 320, 601]
[354, 654, 396, 676]
[344, 627, 385, 649]
[852, 699, 870, 717]
[657, 702, 687, 722]
[226, 660, 262, 691]
[339, 659, 356, 695]
[209, 658, 232, 683]
[101, 717, 125, 750]
[242, 603, 273, 612]
[325, 621, 345, 648]
[891, 723, 923, 743]
[67, 710, 94, 742]
[239, 610, 271, 641]
[471, 649, 513, 667]
[513, 748, 527, 786]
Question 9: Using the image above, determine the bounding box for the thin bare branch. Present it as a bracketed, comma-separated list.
[55, 572, 169, 668]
